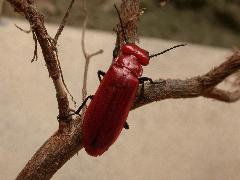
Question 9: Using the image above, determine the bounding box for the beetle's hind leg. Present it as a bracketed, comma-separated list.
[97, 70, 106, 82]
[74, 95, 94, 115]
[57, 95, 94, 121]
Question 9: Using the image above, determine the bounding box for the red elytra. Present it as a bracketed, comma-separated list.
[82, 43, 149, 156]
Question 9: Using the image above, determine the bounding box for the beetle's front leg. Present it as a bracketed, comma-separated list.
[97, 70, 106, 82]
[138, 77, 166, 97]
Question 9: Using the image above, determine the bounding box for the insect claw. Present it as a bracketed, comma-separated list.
[124, 122, 129, 129]
[75, 112, 81, 117]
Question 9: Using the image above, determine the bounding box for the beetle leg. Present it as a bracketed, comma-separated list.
[75, 95, 94, 115]
[57, 95, 94, 120]
[124, 122, 129, 129]
[138, 77, 166, 97]
[97, 70, 106, 82]
[138, 77, 154, 97]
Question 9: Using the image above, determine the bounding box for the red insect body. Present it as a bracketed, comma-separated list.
[82, 43, 149, 156]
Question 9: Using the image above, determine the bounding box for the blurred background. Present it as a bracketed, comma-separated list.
[1, 0, 240, 48]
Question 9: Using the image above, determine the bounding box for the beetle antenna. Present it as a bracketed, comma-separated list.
[149, 44, 187, 59]
[114, 4, 128, 43]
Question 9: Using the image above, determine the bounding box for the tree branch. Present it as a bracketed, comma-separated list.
[118, 0, 140, 44]
[54, 0, 77, 106]
[7, 0, 71, 120]
[133, 50, 240, 109]
[16, 118, 83, 180]
[204, 88, 240, 102]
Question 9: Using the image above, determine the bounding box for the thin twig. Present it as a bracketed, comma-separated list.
[14, 24, 31, 33]
[55, 48, 77, 106]
[14, 24, 38, 62]
[81, 0, 103, 102]
[81, 0, 89, 101]
[54, 0, 75, 43]
[88, 49, 104, 59]
[52, 0, 77, 106]
[31, 31, 38, 62]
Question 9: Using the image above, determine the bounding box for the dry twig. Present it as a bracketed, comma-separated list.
[31, 31, 38, 62]
[54, 0, 77, 107]
[81, 0, 103, 102]
[14, 23, 31, 33]
[14, 24, 38, 62]
[54, 0, 75, 43]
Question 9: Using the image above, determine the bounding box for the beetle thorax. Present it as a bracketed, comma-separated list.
[114, 55, 143, 77]
[121, 43, 150, 66]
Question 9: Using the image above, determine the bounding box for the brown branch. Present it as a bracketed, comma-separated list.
[31, 31, 38, 62]
[16, 117, 83, 180]
[6, 0, 240, 180]
[54, 0, 77, 106]
[119, 0, 140, 44]
[7, 0, 71, 120]
[204, 88, 240, 102]
[133, 50, 240, 109]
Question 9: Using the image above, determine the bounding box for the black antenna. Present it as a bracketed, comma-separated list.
[149, 44, 187, 59]
[114, 4, 128, 43]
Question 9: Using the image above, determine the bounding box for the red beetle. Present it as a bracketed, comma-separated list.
[82, 43, 150, 156]
[65, 5, 185, 156]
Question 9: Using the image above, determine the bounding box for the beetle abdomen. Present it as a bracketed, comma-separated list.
[82, 65, 139, 156]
